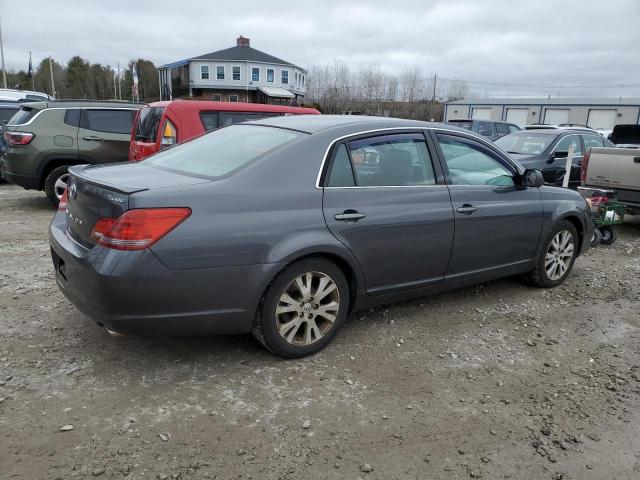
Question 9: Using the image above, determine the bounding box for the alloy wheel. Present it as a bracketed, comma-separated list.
[275, 271, 340, 346]
[54, 173, 70, 200]
[545, 230, 575, 280]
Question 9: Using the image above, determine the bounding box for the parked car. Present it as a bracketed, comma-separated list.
[580, 146, 640, 215]
[0, 88, 52, 102]
[2, 100, 141, 205]
[446, 119, 520, 141]
[0, 101, 21, 181]
[607, 124, 640, 149]
[495, 127, 616, 187]
[50, 115, 592, 358]
[129, 100, 320, 161]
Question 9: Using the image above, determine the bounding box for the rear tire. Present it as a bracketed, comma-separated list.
[252, 258, 349, 358]
[599, 226, 617, 245]
[44, 166, 70, 207]
[529, 220, 578, 288]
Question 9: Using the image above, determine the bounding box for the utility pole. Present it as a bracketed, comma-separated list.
[432, 73, 437, 101]
[48, 57, 56, 98]
[0, 17, 7, 89]
[117, 62, 122, 100]
[29, 51, 34, 91]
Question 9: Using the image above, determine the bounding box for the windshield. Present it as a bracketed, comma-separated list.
[7, 106, 38, 125]
[495, 132, 557, 155]
[144, 124, 302, 179]
[134, 106, 165, 142]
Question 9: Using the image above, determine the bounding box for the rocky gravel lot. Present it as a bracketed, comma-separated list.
[1, 183, 640, 480]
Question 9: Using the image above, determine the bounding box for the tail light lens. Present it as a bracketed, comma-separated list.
[4, 131, 35, 145]
[160, 120, 177, 149]
[580, 150, 591, 183]
[90, 208, 191, 250]
[58, 188, 69, 211]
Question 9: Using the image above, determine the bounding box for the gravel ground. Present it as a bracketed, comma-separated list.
[1, 183, 640, 480]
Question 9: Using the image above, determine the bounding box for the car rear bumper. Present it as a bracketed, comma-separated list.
[4, 170, 39, 189]
[49, 212, 283, 336]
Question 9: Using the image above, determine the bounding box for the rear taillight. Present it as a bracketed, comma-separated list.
[580, 150, 591, 183]
[160, 120, 177, 149]
[90, 208, 191, 250]
[4, 131, 35, 145]
[58, 189, 69, 211]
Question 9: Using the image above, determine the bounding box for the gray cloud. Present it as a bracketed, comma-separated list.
[2, 0, 639, 97]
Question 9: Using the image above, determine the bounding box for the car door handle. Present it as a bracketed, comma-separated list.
[335, 211, 366, 222]
[83, 135, 102, 141]
[456, 204, 478, 215]
[634, 156, 640, 164]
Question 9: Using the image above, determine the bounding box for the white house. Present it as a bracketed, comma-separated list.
[158, 36, 307, 105]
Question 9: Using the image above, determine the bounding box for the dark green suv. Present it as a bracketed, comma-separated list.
[2, 101, 141, 205]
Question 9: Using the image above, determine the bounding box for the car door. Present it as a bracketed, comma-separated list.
[548, 134, 583, 186]
[77, 109, 136, 164]
[322, 131, 455, 294]
[433, 132, 543, 277]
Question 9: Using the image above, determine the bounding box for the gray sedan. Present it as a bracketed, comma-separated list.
[50, 115, 593, 358]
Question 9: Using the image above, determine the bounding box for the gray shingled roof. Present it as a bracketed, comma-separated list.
[191, 45, 301, 69]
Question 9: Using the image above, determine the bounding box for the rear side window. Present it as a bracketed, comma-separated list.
[0, 106, 19, 124]
[82, 109, 134, 134]
[448, 121, 473, 130]
[200, 112, 219, 131]
[554, 135, 582, 156]
[508, 124, 520, 133]
[145, 124, 301, 179]
[495, 123, 510, 136]
[220, 112, 277, 127]
[583, 134, 605, 149]
[64, 109, 80, 127]
[135, 106, 165, 142]
[331, 133, 436, 187]
[327, 144, 356, 187]
[8, 106, 37, 125]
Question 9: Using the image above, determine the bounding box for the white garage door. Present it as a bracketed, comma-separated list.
[471, 108, 492, 120]
[544, 109, 570, 125]
[505, 108, 529, 127]
[587, 109, 617, 130]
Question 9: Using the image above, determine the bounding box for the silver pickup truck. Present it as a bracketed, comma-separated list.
[582, 146, 640, 214]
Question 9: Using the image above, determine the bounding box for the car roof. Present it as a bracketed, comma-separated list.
[246, 114, 456, 134]
[447, 119, 515, 125]
[146, 99, 320, 115]
[524, 125, 597, 134]
[16, 100, 142, 110]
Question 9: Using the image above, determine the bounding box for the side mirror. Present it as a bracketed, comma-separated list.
[522, 169, 544, 188]
[553, 151, 568, 159]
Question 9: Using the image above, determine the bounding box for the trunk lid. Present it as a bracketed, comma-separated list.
[65, 163, 208, 247]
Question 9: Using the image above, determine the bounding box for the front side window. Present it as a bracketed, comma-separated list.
[331, 133, 436, 187]
[583, 134, 604, 149]
[232, 66, 241, 81]
[437, 134, 515, 186]
[267, 68, 274, 83]
[82, 109, 134, 135]
[554, 135, 582, 156]
[252, 67, 260, 82]
[495, 132, 557, 155]
[200, 65, 209, 80]
[281, 70, 289, 84]
[145, 125, 302, 179]
[216, 66, 225, 80]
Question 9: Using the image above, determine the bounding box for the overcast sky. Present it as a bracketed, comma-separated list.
[2, 0, 640, 97]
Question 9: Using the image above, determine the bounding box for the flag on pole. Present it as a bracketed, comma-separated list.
[131, 63, 139, 101]
[27, 52, 32, 78]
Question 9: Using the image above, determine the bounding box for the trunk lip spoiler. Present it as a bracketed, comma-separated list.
[68, 164, 149, 194]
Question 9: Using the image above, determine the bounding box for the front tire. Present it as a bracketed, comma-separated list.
[44, 166, 70, 207]
[529, 220, 579, 288]
[252, 258, 350, 358]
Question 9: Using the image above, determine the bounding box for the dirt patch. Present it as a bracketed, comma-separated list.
[1, 183, 640, 479]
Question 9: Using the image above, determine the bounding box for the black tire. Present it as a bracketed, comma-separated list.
[529, 220, 579, 288]
[252, 258, 350, 358]
[44, 165, 70, 207]
[599, 226, 617, 246]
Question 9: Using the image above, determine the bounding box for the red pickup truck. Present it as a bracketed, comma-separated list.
[129, 100, 320, 161]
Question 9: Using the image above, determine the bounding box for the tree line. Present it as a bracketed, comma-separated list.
[5, 56, 160, 102]
[304, 60, 469, 122]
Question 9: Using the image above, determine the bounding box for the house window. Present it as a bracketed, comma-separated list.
[229, 95, 239, 102]
[212, 94, 221, 101]
[281, 70, 289, 84]
[267, 68, 274, 83]
[251, 67, 260, 82]
[200, 65, 209, 80]
[302, 75, 305, 86]
[232, 66, 241, 81]
[216, 66, 225, 80]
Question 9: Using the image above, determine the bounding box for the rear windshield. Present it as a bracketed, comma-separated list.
[144, 124, 302, 179]
[134, 106, 165, 142]
[448, 120, 473, 130]
[495, 132, 558, 155]
[0, 106, 19, 124]
[8, 106, 38, 125]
